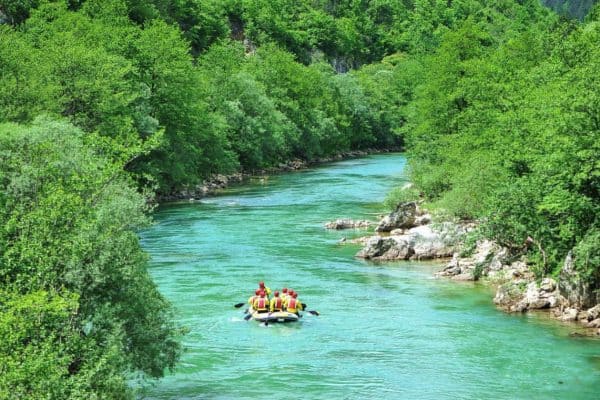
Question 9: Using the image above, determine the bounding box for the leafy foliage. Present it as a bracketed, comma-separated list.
[383, 185, 420, 211]
[0, 289, 130, 399]
[0, 118, 182, 398]
[400, 2, 599, 282]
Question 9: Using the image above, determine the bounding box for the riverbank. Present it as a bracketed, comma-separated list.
[341, 201, 600, 338]
[438, 238, 600, 338]
[156, 148, 401, 203]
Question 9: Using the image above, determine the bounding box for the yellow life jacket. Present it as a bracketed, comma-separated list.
[270, 296, 283, 311]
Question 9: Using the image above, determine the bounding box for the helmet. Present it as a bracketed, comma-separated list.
[255, 289, 260, 295]
[274, 291, 280, 296]
[259, 281, 265, 288]
[282, 287, 288, 293]
[292, 293, 298, 298]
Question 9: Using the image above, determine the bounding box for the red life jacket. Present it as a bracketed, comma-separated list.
[272, 297, 282, 310]
[287, 298, 297, 309]
[255, 297, 267, 310]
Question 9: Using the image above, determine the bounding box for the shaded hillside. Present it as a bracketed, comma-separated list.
[543, 0, 598, 19]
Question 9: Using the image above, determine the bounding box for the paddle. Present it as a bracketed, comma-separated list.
[301, 303, 319, 316]
[234, 302, 245, 308]
[244, 313, 252, 321]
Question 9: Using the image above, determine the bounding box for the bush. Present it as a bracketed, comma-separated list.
[573, 229, 600, 285]
[383, 185, 420, 210]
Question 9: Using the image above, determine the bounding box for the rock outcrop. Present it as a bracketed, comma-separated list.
[375, 201, 418, 232]
[324, 219, 371, 230]
[439, 240, 562, 313]
[354, 201, 466, 261]
[356, 236, 413, 260]
[561, 304, 598, 324]
[356, 222, 461, 261]
[157, 173, 244, 202]
[554, 304, 600, 330]
[494, 278, 560, 313]
[549, 252, 600, 331]
[436, 240, 532, 282]
[276, 159, 307, 172]
[558, 251, 600, 310]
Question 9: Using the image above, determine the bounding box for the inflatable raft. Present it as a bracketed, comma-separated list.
[248, 308, 300, 323]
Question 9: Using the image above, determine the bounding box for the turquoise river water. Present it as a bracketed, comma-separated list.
[140, 154, 600, 399]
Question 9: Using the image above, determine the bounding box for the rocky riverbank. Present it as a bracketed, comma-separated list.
[439, 240, 600, 337]
[346, 201, 600, 337]
[349, 201, 467, 261]
[157, 149, 398, 202]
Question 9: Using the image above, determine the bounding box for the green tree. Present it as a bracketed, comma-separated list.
[0, 25, 55, 122]
[125, 19, 235, 191]
[0, 118, 182, 397]
[0, 289, 129, 398]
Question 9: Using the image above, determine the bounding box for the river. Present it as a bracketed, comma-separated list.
[140, 154, 600, 399]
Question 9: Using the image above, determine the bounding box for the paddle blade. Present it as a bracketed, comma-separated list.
[308, 310, 320, 316]
[234, 302, 245, 308]
[244, 313, 252, 321]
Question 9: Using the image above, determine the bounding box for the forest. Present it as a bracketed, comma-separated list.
[0, 0, 598, 398]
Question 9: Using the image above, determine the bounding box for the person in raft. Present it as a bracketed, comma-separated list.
[258, 281, 272, 299]
[248, 289, 260, 309]
[285, 291, 303, 316]
[284, 289, 296, 307]
[253, 291, 269, 314]
[280, 287, 290, 303]
[283, 289, 293, 309]
[270, 291, 284, 313]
